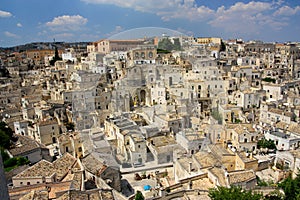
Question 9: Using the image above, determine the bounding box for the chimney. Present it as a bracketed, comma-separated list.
[189, 162, 192, 174]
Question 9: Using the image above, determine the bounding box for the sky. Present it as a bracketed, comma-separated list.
[0, 0, 300, 47]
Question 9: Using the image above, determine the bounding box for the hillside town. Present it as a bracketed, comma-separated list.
[1, 35, 300, 200]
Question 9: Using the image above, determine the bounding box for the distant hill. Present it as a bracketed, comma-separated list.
[0, 42, 92, 52]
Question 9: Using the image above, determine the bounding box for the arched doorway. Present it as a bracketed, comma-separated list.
[140, 90, 146, 105]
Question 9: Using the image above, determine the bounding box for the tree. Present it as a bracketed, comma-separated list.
[0, 130, 11, 149]
[264, 190, 285, 200]
[257, 138, 276, 150]
[208, 186, 263, 200]
[0, 122, 15, 149]
[278, 174, 300, 200]
[262, 77, 276, 83]
[158, 38, 181, 52]
[173, 38, 182, 51]
[135, 190, 145, 200]
[0, 148, 9, 161]
[220, 40, 226, 52]
[49, 47, 62, 66]
[0, 122, 13, 139]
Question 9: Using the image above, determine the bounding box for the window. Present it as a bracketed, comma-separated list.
[149, 52, 153, 58]
[166, 155, 171, 162]
[135, 52, 139, 58]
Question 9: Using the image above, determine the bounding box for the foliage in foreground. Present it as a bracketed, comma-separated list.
[208, 186, 262, 200]
[134, 190, 145, 200]
[278, 174, 300, 200]
[208, 185, 284, 200]
[257, 138, 277, 150]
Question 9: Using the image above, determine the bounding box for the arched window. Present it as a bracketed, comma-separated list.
[135, 52, 139, 59]
[149, 52, 153, 58]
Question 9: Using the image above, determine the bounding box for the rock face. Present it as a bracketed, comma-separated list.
[0, 153, 9, 200]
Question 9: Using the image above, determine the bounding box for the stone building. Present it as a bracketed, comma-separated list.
[81, 153, 121, 192]
[8, 135, 51, 164]
[95, 39, 145, 54]
[28, 119, 60, 146]
[12, 153, 79, 187]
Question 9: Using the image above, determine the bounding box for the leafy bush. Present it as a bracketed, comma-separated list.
[0, 130, 11, 149]
[135, 190, 145, 200]
[4, 156, 29, 168]
[257, 138, 277, 150]
[262, 77, 276, 83]
[208, 186, 262, 200]
[4, 157, 17, 168]
[278, 174, 300, 200]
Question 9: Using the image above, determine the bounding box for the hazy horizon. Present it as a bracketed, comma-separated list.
[1, 0, 300, 47]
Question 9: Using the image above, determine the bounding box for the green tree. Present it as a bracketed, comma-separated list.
[211, 108, 223, 125]
[173, 38, 182, 51]
[208, 186, 263, 200]
[16, 156, 30, 166]
[262, 77, 276, 83]
[49, 47, 62, 66]
[3, 156, 30, 171]
[0, 121, 15, 149]
[135, 190, 145, 200]
[0, 147, 9, 161]
[0, 121, 13, 138]
[264, 190, 285, 200]
[220, 40, 226, 52]
[158, 38, 175, 52]
[0, 130, 11, 149]
[257, 138, 276, 150]
[278, 174, 300, 200]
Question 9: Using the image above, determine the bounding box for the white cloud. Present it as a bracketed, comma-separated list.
[81, 0, 214, 21]
[81, 0, 299, 36]
[4, 31, 20, 38]
[0, 10, 12, 18]
[46, 15, 88, 31]
[208, 1, 290, 34]
[274, 5, 300, 16]
[17, 23, 22, 27]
